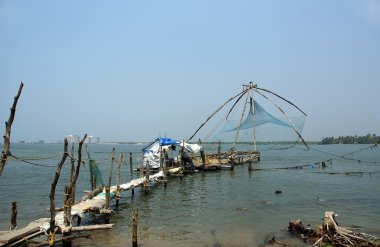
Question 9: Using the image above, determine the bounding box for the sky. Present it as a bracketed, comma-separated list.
[1, 0, 380, 142]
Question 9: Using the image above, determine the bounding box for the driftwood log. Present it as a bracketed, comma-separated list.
[61, 224, 113, 233]
[288, 211, 380, 247]
[80, 187, 104, 202]
[0, 82, 24, 176]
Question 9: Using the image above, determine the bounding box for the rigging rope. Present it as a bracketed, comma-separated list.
[295, 144, 379, 164]
[9, 154, 60, 167]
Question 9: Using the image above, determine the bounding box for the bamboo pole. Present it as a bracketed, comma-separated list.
[188, 88, 249, 141]
[233, 85, 250, 150]
[1, 82, 23, 176]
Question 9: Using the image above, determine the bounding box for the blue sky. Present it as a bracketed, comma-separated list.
[1, 0, 379, 142]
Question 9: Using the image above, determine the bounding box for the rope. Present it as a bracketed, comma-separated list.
[9, 154, 58, 167]
[295, 145, 380, 164]
[252, 160, 330, 171]
[8, 153, 64, 160]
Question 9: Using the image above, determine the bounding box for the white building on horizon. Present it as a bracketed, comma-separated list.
[66, 134, 80, 143]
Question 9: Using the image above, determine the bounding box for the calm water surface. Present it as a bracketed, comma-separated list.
[1, 143, 379, 246]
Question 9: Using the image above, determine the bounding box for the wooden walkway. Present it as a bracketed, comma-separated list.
[0, 171, 166, 246]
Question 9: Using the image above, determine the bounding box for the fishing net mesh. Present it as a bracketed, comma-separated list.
[193, 87, 306, 151]
[89, 159, 104, 187]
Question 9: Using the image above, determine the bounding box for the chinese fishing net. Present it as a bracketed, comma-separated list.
[89, 159, 104, 187]
[188, 83, 307, 152]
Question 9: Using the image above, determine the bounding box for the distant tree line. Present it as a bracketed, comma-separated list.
[320, 133, 379, 144]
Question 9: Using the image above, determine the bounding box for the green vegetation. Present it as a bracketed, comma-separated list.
[320, 133, 379, 144]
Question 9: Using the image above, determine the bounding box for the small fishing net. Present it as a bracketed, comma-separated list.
[89, 159, 104, 187]
[189, 83, 307, 151]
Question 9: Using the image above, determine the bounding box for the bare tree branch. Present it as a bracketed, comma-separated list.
[1, 82, 24, 176]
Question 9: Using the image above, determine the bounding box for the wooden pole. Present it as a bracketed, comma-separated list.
[129, 152, 133, 179]
[233, 85, 250, 150]
[86, 144, 96, 190]
[1, 82, 23, 176]
[108, 148, 115, 188]
[248, 157, 253, 172]
[70, 134, 87, 204]
[69, 143, 75, 207]
[49, 139, 68, 247]
[251, 95, 258, 152]
[105, 186, 110, 224]
[181, 140, 185, 170]
[163, 149, 167, 188]
[64, 185, 72, 227]
[132, 208, 138, 247]
[144, 160, 150, 193]
[159, 144, 163, 171]
[10, 202, 17, 231]
[116, 154, 123, 209]
[218, 140, 221, 164]
[103, 148, 115, 223]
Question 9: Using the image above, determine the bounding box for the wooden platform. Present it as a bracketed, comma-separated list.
[0, 220, 46, 246]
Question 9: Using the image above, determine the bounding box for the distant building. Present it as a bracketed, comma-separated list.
[66, 135, 80, 143]
[87, 135, 100, 144]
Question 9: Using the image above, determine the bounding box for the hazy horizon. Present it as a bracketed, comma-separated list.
[1, 1, 379, 143]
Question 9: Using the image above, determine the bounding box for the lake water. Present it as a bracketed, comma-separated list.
[1, 143, 379, 246]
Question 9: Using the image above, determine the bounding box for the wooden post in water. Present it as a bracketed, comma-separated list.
[180, 140, 185, 178]
[104, 186, 110, 224]
[248, 156, 253, 172]
[198, 139, 206, 168]
[132, 208, 139, 247]
[129, 152, 133, 179]
[86, 144, 96, 190]
[159, 144, 163, 171]
[144, 160, 150, 193]
[108, 148, 115, 188]
[116, 154, 123, 209]
[218, 141, 221, 164]
[163, 149, 167, 188]
[10, 202, 17, 230]
[104, 148, 115, 223]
